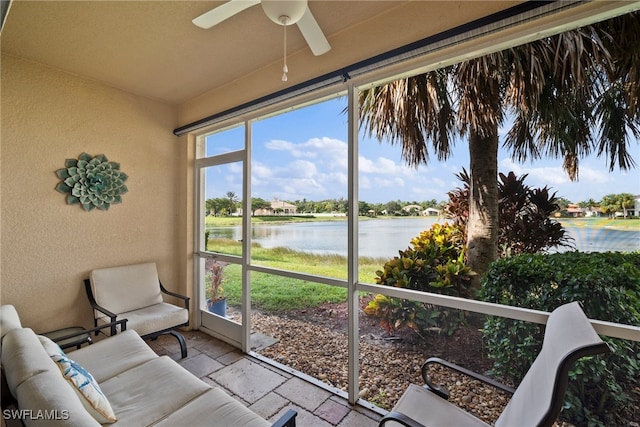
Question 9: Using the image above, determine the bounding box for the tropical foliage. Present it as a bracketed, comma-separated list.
[599, 193, 636, 218]
[364, 222, 473, 335]
[365, 172, 573, 336]
[481, 251, 640, 426]
[251, 197, 272, 215]
[359, 12, 640, 286]
[204, 258, 226, 304]
[444, 170, 573, 256]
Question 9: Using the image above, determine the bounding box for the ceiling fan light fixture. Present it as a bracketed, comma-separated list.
[261, 0, 307, 26]
[192, 0, 331, 81]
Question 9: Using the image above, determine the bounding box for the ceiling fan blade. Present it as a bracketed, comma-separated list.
[192, 0, 261, 29]
[296, 6, 331, 56]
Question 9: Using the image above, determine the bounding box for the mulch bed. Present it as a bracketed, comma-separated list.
[252, 300, 509, 423]
[250, 300, 637, 425]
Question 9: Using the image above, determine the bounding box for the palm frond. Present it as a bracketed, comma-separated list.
[358, 68, 456, 167]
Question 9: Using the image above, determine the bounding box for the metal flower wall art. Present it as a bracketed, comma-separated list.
[55, 152, 128, 211]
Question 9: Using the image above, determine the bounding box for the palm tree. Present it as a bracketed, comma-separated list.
[359, 12, 640, 287]
[225, 191, 239, 215]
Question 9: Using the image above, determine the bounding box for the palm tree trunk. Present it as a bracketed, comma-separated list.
[466, 128, 499, 289]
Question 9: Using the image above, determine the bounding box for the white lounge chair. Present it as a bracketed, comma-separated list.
[84, 262, 190, 358]
[379, 301, 611, 427]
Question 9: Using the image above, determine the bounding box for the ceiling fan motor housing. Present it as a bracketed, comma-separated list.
[261, 0, 308, 25]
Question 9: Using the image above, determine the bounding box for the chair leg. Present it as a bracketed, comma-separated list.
[169, 330, 187, 359]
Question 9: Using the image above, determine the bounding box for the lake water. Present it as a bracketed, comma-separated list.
[207, 217, 639, 259]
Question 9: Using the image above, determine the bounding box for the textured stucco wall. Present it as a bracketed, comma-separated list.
[1, 54, 188, 332]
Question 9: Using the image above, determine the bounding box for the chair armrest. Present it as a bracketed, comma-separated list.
[159, 281, 190, 310]
[271, 409, 297, 427]
[49, 319, 128, 344]
[421, 357, 515, 400]
[379, 411, 426, 427]
[84, 278, 119, 335]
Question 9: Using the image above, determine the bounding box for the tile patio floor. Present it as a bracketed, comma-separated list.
[146, 330, 382, 427]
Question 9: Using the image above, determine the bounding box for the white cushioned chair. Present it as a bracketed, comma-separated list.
[84, 262, 190, 358]
[379, 301, 611, 427]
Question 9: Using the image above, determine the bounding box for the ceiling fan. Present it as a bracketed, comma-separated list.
[192, 0, 331, 57]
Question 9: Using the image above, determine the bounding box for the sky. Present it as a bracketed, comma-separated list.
[205, 97, 639, 205]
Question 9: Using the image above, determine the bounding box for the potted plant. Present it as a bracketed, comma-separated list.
[205, 259, 226, 316]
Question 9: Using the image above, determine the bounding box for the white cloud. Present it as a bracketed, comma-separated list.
[359, 155, 419, 176]
[305, 137, 347, 152]
[410, 185, 447, 199]
[432, 177, 446, 188]
[265, 139, 295, 151]
[266, 137, 347, 162]
[359, 175, 372, 190]
[288, 160, 318, 178]
[328, 171, 348, 187]
[575, 167, 615, 184]
[227, 162, 243, 173]
[500, 158, 569, 185]
[251, 143, 352, 200]
[252, 162, 273, 179]
[500, 157, 615, 186]
[358, 156, 376, 173]
[495, 157, 638, 202]
[392, 177, 405, 187]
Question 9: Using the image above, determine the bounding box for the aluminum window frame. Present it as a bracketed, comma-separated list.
[191, 1, 640, 407]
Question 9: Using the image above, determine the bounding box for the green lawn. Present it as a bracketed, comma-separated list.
[207, 238, 383, 312]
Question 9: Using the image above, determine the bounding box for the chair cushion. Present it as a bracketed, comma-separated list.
[1, 305, 22, 339]
[38, 334, 64, 356]
[1, 305, 23, 357]
[90, 262, 163, 315]
[68, 330, 157, 383]
[99, 356, 211, 426]
[154, 387, 270, 427]
[1, 328, 59, 397]
[51, 352, 117, 424]
[387, 384, 490, 427]
[16, 370, 100, 427]
[96, 303, 188, 337]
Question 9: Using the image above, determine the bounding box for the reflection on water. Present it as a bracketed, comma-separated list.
[208, 227, 236, 240]
[561, 227, 640, 253]
[207, 218, 639, 259]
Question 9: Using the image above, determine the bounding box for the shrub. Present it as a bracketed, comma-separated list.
[364, 222, 473, 335]
[444, 169, 573, 256]
[481, 251, 640, 426]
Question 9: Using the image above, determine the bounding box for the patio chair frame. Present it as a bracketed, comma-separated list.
[84, 278, 190, 358]
[379, 302, 611, 427]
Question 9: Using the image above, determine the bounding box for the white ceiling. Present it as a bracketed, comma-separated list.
[1, 1, 528, 106]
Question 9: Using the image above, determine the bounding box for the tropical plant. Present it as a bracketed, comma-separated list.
[444, 169, 573, 256]
[364, 222, 473, 335]
[205, 197, 229, 216]
[225, 191, 239, 215]
[204, 258, 226, 305]
[481, 251, 640, 426]
[359, 12, 640, 288]
[251, 197, 272, 215]
[600, 192, 636, 218]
